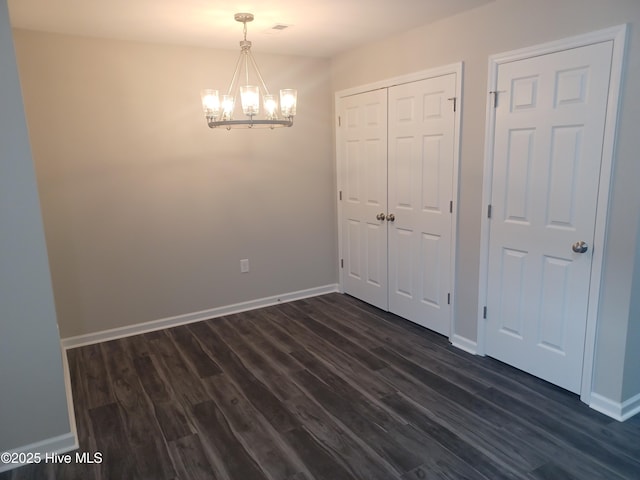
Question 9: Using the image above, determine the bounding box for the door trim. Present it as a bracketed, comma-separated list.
[477, 25, 627, 404]
[336, 62, 463, 343]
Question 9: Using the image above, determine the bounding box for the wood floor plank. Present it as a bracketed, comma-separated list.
[207, 316, 305, 401]
[99, 340, 177, 480]
[357, 315, 610, 434]
[277, 302, 388, 371]
[259, 305, 398, 399]
[132, 354, 194, 441]
[187, 320, 300, 433]
[292, 368, 424, 473]
[167, 434, 218, 480]
[527, 462, 582, 480]
[89, 403, 141, 480]
[290, 348, 404, 424]
[317, 297, 492, 395]
[203, 374, 310, 480]
[150, 401, 193, 443]
[167, 326, 223, 379]
[378, 366, 628, 480]
[291, 298, 382, 350]
[249, 308, 308, 355]
[131, 437, 177, 480]
[369, 299, 607, 417]
[210, 318, 404, 480]
[235, 311, 309, 373]
[144, 330, 209, 406]
[481, 386, 640, 478]
[132, 355, 171, 403]
[119, 333, 153, 360]
[284, 393, 402, 480]
[4, 293, 639, 480]
[377, 365, 550, 472]
[191, 400, 269, 480]
[600, 416, 640, 459]
[280, 427, 362, 480]
[381, 392, 527, 480]
[372, 345, 496, 413]
[80, 343, 115, 409]
[100, 340, 163, 447]
[209, 319, 403, 479]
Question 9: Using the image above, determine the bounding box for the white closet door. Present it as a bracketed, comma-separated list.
[485, 41, 613, 393]
[388, 74, 456, 336]
[338, 89, 389, 310]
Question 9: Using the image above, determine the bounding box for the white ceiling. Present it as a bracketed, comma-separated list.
[7, 0, 493, 58]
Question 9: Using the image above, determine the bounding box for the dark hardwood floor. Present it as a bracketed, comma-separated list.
[2, 293, 639, 479]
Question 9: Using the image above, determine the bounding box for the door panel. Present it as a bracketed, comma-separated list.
[388, 75, 456, 336]
[339, 89, 388, 310]
[486, 41, 613, 393]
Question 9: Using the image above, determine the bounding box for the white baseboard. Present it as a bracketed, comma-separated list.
[590, 391, 640, 422]
[450, 334, 478, 355]
[61, 337, 78, 450]
[61, 284, 339, 349]
[0, 432, 77, 473]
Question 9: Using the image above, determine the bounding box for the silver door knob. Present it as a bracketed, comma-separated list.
[572, 241, 588, 254]
[376, 212, 386, 221]
[386, 213, 395, 222]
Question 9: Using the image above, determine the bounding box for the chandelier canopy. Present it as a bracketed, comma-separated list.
[200, 13, 297, 130]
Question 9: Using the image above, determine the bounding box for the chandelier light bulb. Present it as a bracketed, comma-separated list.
[280, 89, 297, 118]
[264, 95, 277, 120]
[221, 95, 235, 120]
[240, 85, 260, 116]
[201, 89, 220, 118]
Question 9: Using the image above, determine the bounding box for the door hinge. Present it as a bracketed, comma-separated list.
[487, 204, 492, 219]
[483, 306, 487, 319]
[447, 293, 451, 305]
[340, 259, 344, 268]
[448, 97, 457, 112]
[338, 115, 341, 127]
[450, 200, 453, 214]
[339, 190, 342, 201]
[489, 91, 498, 108]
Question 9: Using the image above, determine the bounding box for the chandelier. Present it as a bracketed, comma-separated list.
[200, 13, 297, 130]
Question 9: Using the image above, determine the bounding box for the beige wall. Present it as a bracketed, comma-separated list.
[331, 0, 640, 404]
[13, 30, 336, 338]
[0, 0, 71, 455]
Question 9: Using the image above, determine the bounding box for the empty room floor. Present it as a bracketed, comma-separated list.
[2, 293, 639, 479]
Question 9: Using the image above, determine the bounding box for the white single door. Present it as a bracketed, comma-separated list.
[485, 41, 614, 393]
[387, 75, 456, 336]
[339, 89, 389, 310]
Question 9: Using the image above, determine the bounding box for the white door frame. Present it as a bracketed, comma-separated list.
[336, 62, 463, 343]
[477, 25, 627, 404]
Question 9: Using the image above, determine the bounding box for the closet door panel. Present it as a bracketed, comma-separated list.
[388, 74, 456, 336]
[338, 89, 389, 310]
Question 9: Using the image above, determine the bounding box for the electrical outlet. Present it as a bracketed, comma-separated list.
[240, 259, 249, 273]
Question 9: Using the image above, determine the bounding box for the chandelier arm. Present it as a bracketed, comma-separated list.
[227, 52, 245, 95]
[247, 52, 271, 96]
